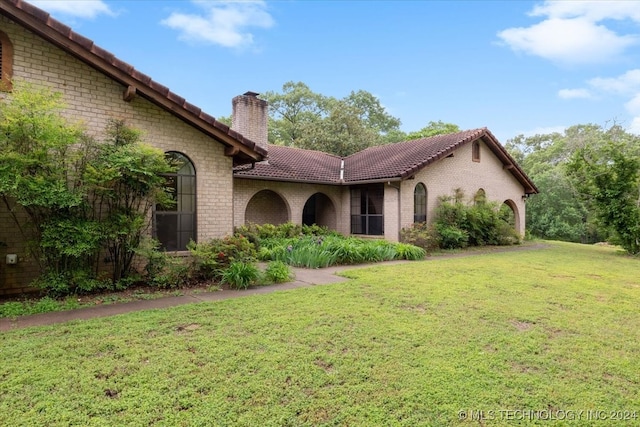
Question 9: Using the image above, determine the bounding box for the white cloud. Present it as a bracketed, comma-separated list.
[557, 88, 592, 99]
[588, 69, 640, 95]
[565, 69, 640, 135]
[161, 1, 274, 49]
[498, 1, 640, 65]
[29, 0, 114, 19]
[628, 117, 640, 134]
[531, 1, 640, 22]
[624, 93, 640, 115]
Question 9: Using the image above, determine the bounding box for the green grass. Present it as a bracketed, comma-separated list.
[1, 241, 639, 426]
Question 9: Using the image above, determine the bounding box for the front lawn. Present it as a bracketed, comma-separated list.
[1, 241, 639, 426]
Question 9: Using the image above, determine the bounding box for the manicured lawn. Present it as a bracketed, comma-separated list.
[1, 241, 639, 426]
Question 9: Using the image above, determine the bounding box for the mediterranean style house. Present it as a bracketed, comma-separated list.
[0, 0, 537, 295]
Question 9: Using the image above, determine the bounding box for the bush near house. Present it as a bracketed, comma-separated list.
[0, 84, 175, 297]
[401, 189, 521, 251]
[246, 223, 426, 268]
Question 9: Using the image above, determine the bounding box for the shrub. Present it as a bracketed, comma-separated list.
[431, 189, 521, 250]
[136, 239, 190, 289]
[188, 235, 257, 281]
[434, 224, 469, 249]
[234, 222, 337, 247]
[399, 222, 439, 252]
[394, 243, 427, 260]
[263, 261, 293, 284]
[33, 270, 112, 298]
[221, 262, 260, 290]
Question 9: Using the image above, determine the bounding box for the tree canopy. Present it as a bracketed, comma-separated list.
[262, 81, 407, 156]
[506, 123, 640, 251]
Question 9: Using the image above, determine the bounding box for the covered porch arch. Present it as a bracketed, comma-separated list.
[302, 192, 337, 229]
[245, 190, 290, 225]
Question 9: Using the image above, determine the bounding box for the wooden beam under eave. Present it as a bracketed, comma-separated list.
[123, 85, 136, 102]
[225, 146, 240, 157]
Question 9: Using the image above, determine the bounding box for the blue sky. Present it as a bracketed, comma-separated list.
[28, 0, 640, 143]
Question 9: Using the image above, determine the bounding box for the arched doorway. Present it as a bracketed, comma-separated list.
[500, 199, 520, 233]
[245, 190, 289, 225]
[302, 193, 336, 229]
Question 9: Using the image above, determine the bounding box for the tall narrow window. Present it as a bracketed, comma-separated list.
[0, 30, 14, 91]
[154, 152, 196, 251]
[414, 183, 427, 223]
[472, 141, 481, 162]
[350, 184, 384, 235]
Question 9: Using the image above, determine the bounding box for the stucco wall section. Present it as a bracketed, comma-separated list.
[398, 139, 526, 238]
[233, 179, 347, 234]
[0, 17, 234, 294]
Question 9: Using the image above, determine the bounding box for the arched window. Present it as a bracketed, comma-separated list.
[472, 141, 481, 162]
[154, 152, 196, 251]
[0, 30, 14, 91]
[414, 183, 427, 223]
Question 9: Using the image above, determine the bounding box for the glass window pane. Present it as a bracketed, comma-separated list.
[156, 213, 178, 251]
[155, 152, 196, 250]
[368, 216, 383, 235]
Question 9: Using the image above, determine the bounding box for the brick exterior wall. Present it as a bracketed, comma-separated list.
[231, 93, 268, 151]
[0, 16, 234, 295]
[234, 139, 527, 243]
[398, 139, 526, 239]
[233, 179, 348, 234]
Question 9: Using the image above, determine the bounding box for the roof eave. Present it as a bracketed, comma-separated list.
[233, 174, 341, 186]
[0, 0, 265, 165]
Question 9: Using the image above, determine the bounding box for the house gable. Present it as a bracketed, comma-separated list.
[0, 0, 265, 166]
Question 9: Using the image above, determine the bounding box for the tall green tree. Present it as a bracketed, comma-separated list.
[0, 83, 89, 275]
[406, 120, 460, 140]
[506, 124, 639, 245]
[0, 84, 174, 294]
[262, 81, 329, 147]
[567, 129, 640, 254]
[263, 81, 404, 155]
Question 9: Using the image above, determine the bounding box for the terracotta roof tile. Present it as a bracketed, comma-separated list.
[234, 145, 343, 184]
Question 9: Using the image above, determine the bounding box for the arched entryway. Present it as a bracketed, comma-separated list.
[500, 199, 520, 233]
[245, 190, 289, 225]
[302, 192, 336, 229]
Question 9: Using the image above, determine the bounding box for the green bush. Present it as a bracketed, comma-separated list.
[136, 239, 190, 289]
[234, 222, 337, 246]
[221, 262, 261, 290]
[394, 243, 426, 260]
[431, 189, 521, 250]
[188, 235, 257, 281]
[263, 261, 293, 283]
[435, 223, 469, 249]
[33, 270, 112, 298]
[399, 222, 439, 252]
[258, 234, 424, 267]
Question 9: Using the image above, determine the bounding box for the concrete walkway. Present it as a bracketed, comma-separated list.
[0, 261, 411, 331]
[0, 243, 549, 332]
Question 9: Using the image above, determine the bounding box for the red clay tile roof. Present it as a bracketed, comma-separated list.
[235, 128, 538, 194]
[234, 145, 343, 184]
[0, 0, 266, 165]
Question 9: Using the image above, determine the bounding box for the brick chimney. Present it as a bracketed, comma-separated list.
[231, 91, 268, 153]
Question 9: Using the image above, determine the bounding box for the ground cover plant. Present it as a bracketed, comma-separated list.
[1, 241, 639, 426]
[243, 222, 426, 268]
